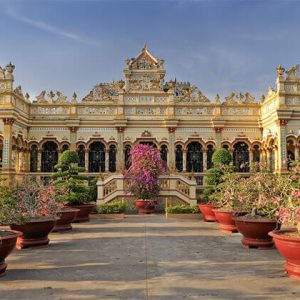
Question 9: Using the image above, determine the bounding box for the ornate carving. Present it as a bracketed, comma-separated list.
[141, 130, 152, 137]
[175, 83, 210, 103]
[276, 64, 285, 77]
[69, 126, 78, 133]
[277, 119, 288, 126]
[83, 81, 122, 102]
[3, 118, 15, 125]
[214, 127, 223, 133]
[215, 94, 220, 104]
[56, 91, 68, 104]
[168, 127, 176, 133]
[225, 92, 236, 104]
[36, 90, 47, 103]
[244, 92, 255, 104]
[286, 64, 299, 79]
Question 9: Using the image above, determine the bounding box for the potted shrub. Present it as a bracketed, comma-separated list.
[211, 172, 249, 233]
[53, 150, 95, 223]
[9, 179, 63, 249]
[269, 167, 300, 279]
[0, 183, 22, 275]
[165, 204, 200, 219]
[95, 201, 126, 219]
[124, 144, 168, 214]
[199, 148, 232, 222]
[234, 166, 287, 249]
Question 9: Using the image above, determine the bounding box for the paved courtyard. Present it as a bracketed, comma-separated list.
[1, 215, 300, 300]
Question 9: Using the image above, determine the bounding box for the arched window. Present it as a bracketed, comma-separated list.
[41, 141, 58, 172]
[139, 141, 157, 148]
[160, 145, 168, 164]
[175, 145, 183, 172]
[187, 142, 203, 172]
[77, 145, 85, 168]
[233, 142, 249, 172]
[124, 145, 131, 170]
[207, 144, 214, 170]
[222, 144, 229, 150]
[287, 140, 295, 170]
[30, 144, 38, 172]
[62, 144, 69, 153]
[109, 145, 116, 172]
[88, 142, 105, 172]
[253, 145, 260, 163]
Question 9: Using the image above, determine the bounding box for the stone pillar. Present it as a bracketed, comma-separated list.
[105, 148, 109, 172]
[69, 127, 78, 151]
[23, 149, 29, 172]
[276, 119, 288, 172]
[85, 149, 89, 172]
[214, 128, 223, 149]
[183, 149, 187, 172]
[116, 127, 125, 172]
[37, 149, 42, 172]
[168, 127, 176, 172]
[2, 118, 15, 180]
[203, 150, 207, 172]
[249, 150, 254, 168]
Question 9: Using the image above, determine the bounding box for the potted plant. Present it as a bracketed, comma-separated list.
[234, 166, 287, 249]
[95, 201, 126, 219]
[9, 179, 63, 249]
[124, 144, 168, 214]
[210, 172, 249, 233]
[0, 182, 22, 275]
[165, 204, 200, 219]
[269, 166, 300, 279]
[199, 148, 232, 222]
[53, 150, 95, 223]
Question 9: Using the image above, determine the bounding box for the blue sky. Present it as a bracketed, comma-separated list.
[0, 0, 299, 101]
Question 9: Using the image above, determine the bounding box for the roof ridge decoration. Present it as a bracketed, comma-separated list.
[174, 82, 210, 103]
[34, 90, 70, 104]
[222, 92, 257, 105]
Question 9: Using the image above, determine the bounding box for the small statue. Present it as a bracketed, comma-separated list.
[244, 92, 255, 104]
[286, 64, 299, 79]
[276, 64, 285, 77]
[260, 94, 265, 103]
[225, 92, 236, 104]
[72, 92, 77, 103]
[215, 94, 220, 104]
[236, 92, 244, 104]
[36, 90, 47, 103]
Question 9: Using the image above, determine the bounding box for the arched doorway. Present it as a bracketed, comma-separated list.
[186, 142, 203, 172]
[30, 144, 38, 172]
[233, 142, 249, 172]
[41, 141, 58, 172]
[88, 142, 105, 172]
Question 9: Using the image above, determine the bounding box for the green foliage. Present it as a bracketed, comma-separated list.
[204, 168, 224, 186]
[197, 186, 215, 203]
[165, 204, 199, 214]
[89, 177, 98, 202]
[212, 148, 232, 166]
[52, 151, 92, 205]
[97, 201, 126, 214]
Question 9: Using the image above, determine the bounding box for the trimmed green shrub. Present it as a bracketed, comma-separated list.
[204, 168, 224, 186]
[212, 148, 232, 166]
[165, 204, 199, 214]
[97, 202, 126, 214]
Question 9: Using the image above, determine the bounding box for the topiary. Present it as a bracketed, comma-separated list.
[52, 151, 92, 205]
[212, 148, 232, 166]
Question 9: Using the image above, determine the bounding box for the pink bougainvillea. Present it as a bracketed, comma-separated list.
[124, 144, 168, 200]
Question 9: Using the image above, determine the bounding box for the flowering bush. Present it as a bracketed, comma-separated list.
[124, 144, 168, 200]
[277, 165, 300, 233]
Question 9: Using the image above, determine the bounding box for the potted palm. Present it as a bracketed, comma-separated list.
[269, 165, 300, 279]
[0, 183, 22, 275]
[124, 144, 168, 214]
[9, 179, 63, 249]
[199, 148, 233, 222]
[52, 150, 95, 223]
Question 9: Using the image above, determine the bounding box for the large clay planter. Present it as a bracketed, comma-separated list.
[213, 210, 237, 233]
[71, 204, 96, 223]
[53, 207, 80, 232]
[269, 229, 300, 279]
[0, 230, 22, 276]
[135, 200, 156, 214]
[234, 217, 279, 249]
[198, 204, 217, 222]
[10, 218, 56, 249]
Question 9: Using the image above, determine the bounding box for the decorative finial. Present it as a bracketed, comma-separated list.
[276, 64, 285, 78]
[72, 92, 77, 103]
[215, 94, 220, 104]
[25, 93, 30, 101]
[142, 43, 148, 51]
[260, 94, 265, 103]
[6, 62, 15, 74]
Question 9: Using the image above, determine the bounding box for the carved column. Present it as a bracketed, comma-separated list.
[105, 149, 109, 172]
[214, 127, 223, 149]
[116, 127, 125, 172]
[183, 149, 187, 172]
[37, 149, 42, 172]
[85, 149, 89, 172]
[203, 150, 207, 172]
[168, 127, 176, 172]
[69, 126, 78, 151]
[276, 119, 288, 172]
[249, 149, 254, 168]
[2, 118, 15, 175]
[23, 149, 29, 172]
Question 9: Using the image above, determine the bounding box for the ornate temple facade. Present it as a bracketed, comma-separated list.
[0, 45, 300, 189]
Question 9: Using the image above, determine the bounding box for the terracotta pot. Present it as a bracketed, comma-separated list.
[213, 210, 237, 233]
[198, 204, 217, 222]
[10, 218, 56, 249]
[135, 200, 157, 214]
[0, 230, 22, 276]
[70, 204, 96, 223]
[234, 217, 279, 249]
[269, 229, 300, 279]
[52, 207, 80, 232]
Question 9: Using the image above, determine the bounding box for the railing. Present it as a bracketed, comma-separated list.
[97, 174, 197, 205]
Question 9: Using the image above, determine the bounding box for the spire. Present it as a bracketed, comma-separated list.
[142, 43, 148, 52]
